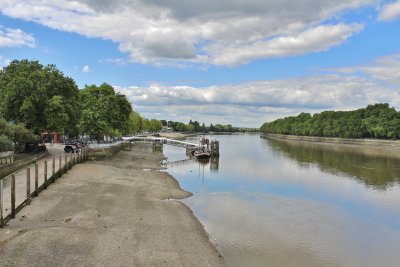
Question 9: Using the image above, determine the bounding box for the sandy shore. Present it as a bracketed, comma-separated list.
[0, 144, 226, 266]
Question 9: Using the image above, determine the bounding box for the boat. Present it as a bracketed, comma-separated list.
[194, 136, 211, 159]
[194, 148, 211, 159]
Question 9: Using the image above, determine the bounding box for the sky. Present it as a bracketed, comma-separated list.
[0, 0, 400, 127]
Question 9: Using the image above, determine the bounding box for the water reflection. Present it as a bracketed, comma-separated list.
[266, 138, 400, 189]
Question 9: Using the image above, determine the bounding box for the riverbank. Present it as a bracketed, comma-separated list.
[262, 133, 400, 156]
[0, 143, 226, 266]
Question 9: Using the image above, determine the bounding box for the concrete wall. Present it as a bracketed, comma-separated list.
[260, 133, 400, 148]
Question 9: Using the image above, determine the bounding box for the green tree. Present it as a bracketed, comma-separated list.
[79, 83, 132, 139]
[0, 60, 80, 135]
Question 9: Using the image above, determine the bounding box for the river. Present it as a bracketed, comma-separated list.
[162, 134, 400, 267]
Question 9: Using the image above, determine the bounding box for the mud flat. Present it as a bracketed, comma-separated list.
[0, 143, 226, 267]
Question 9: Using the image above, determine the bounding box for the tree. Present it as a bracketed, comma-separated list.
[0, 60, 80, 135]
[127, 111, 142, 134]
[0, 117, 38, 152]
[260, 103, 400, 140]
[79, 83, 132, 139]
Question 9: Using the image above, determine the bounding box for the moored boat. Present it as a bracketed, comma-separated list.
[194, 148, 211, 159]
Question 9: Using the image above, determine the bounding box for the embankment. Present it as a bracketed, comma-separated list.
[261, 133, 400, 149]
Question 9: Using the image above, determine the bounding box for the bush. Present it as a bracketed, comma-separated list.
[0, 134, 14, 152]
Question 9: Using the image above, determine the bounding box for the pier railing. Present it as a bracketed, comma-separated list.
[0, 148, 89, 228]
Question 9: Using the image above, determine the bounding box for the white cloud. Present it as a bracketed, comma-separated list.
[0, 0, 373, 66]
[82, 65, 90, 73]
[378, 0, 400, 21]
[205, 23, 364, 66]
[336, 53, 400, 84]
[0, 55, 11, 68]
[114, 53, 400, 127]
[0, 25, 35, 48]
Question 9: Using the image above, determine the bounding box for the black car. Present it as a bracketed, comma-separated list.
[64, 144, 79, 153]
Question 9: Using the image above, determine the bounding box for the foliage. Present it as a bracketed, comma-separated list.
[0, 60, 80, 135]
[0, 134, 13, 152]
[260, 103, 400, 140]
[0, 117, 38, 152]
[79, 83, 133, 138]
[164, 119, 257, 133]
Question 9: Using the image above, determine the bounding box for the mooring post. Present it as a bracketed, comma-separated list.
[44, 161, 48, 189]
[52, 158, 55, 182]
[26, 168, 31, 204]
[35, 163, 38, 196]
[11, 174, 16, 219]
[0, 179, 4, 227]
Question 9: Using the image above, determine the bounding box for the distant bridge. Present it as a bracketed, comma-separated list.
[122, 136, 199, 148]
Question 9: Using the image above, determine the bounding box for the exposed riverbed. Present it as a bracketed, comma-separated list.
[163, 134, 400, 267]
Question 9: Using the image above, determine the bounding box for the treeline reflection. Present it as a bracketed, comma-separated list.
[267, 138, 400, 189]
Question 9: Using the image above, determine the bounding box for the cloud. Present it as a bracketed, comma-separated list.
[0, 55, 11, 68]
[82, 65, 90, 73]
[205, 23, 364, 66]
[0, 0, 373, 66]
[114, 53, 400, 127]
[336, 53, 400, 84]
[0, 25, 35, 48]
[378, 0, 400, 21]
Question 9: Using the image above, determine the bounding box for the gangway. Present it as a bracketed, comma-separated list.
[122, 136, 199, 148]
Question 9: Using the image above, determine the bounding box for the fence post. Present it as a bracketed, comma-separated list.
[11, 174, 16, 219]
[69, 153, 72, 170]
[59, 156, 62, 177]
[26, 168, 31, 205]
[44, 161, 48, 189]
[74, 151, 76, 165]
[0, 179, 3, 227]
[35, 163, 39, 196]
[52, 158, 55, 182]
[64, 154, 67, 173]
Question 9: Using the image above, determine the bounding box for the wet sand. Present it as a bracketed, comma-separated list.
[0, 144, 226, 267]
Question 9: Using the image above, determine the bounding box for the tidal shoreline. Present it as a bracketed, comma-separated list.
[0, 143, 226, 266]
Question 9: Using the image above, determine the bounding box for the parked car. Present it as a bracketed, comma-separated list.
[64, 144, 80, 153]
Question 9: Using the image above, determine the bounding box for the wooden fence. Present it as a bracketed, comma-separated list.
[0, 155, 14, 165]
[0, 148, 89, 227]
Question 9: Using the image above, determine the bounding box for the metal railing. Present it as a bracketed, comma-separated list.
[0, 148, 89, 227]
[87, 141, 123, 149]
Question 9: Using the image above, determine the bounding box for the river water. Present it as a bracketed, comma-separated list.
[162, 134, 400, 267]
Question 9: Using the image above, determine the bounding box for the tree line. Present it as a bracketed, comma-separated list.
[260, 103, 400, 139]
[161, 120, 258, 133]
[0, 59, 163, 151]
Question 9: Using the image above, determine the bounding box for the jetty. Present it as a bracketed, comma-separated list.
[122, 136, 220, 157]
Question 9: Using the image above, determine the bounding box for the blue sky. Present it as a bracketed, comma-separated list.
[1, 0, 400, 127]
